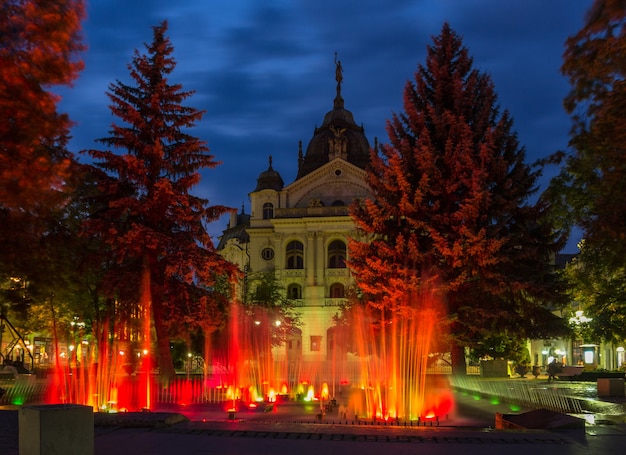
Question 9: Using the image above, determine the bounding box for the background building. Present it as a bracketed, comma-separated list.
[218, 62, 373, 383]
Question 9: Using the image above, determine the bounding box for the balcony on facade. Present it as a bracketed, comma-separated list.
[287, 298, 346, 307]
[274, 206, 350, 218]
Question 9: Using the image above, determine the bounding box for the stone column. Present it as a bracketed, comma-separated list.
[315, 233, 325, 290]
[306, 232, 315, 286]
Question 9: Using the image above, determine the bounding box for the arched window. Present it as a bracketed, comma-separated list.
[286, 240, 304, 269]
[329, 283, 345, 298]
[263, 202, 274, 219]
[287, 284, 302, 300]
[327, 240, 346, 268]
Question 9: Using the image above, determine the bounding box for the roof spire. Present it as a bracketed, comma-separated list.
[334, 52, 344, 109]
[268, 154, 273, 169]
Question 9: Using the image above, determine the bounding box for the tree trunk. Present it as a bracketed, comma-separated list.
[140, 254, 175, 383]
[152, 298, 176, 382]
[450, 341, 467, 376]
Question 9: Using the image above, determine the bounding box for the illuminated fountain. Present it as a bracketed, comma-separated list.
[345, 287, 453, 422]
[30, 312, 154, 413]
[8, 280, 453, 424]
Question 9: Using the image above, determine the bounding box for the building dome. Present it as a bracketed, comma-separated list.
[254, 155, 284, 192]
[296, 57, 371, 180]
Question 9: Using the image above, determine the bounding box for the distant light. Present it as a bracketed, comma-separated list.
[570, 310, 592, 324]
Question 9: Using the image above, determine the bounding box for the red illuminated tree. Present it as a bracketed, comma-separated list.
[0, 0, 85, 210]
[349, 23, 568, 374]
[0, 0, 85, 326]
[85, 22, 238, 380]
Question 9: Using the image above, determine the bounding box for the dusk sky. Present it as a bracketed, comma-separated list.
[57, 0, 592, 252]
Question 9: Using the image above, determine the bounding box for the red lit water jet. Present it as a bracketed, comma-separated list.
[347, 290, 450, 421]
[29, 283, 451, 423]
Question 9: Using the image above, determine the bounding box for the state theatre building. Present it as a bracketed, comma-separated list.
[217, 64, 374, 386]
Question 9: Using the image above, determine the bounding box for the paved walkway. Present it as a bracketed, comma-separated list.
[1, 377, 625, 454]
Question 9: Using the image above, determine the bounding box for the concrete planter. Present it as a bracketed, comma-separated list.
[597, 378, 625, 397]
[19, 404, 93, 455]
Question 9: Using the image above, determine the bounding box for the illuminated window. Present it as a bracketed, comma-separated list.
[310, 336, 322, 352]
[286, 241, 304, 269]
[328, 240, 346, 268]
[263, 202, 274, 219]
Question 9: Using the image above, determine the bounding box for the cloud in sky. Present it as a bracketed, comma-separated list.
[58, 0, 591, 250]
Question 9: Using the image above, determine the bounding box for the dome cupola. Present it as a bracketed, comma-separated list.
[296, 55, 371, 180]
[254, 155, 284, 191]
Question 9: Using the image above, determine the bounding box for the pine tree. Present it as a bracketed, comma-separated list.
[546, 0, 626, 337]
[349, 23, 568, 375]
[85, 21, 238, 380]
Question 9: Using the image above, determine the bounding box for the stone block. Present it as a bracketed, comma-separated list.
[597, 377, 625, 397]
[495, 408, 585, 432]
[19, 404, 94, 455]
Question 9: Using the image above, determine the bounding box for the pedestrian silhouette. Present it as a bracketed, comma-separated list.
[547, 359, 561, 382]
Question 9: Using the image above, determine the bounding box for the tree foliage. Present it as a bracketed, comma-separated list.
[0, 0, 86, 353]
[246, 270, 301, 347]
[556, 0, 626, 257]
[546, 1, 626, 340]
[84, 21, 238, 379]
[564, 242, 626, 342]
[349, 23, 568, 374]
[0, 0, 86, 320]
[0, 0, 85, 210]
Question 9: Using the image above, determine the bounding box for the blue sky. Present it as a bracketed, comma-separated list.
[58, 0, 592, 252]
